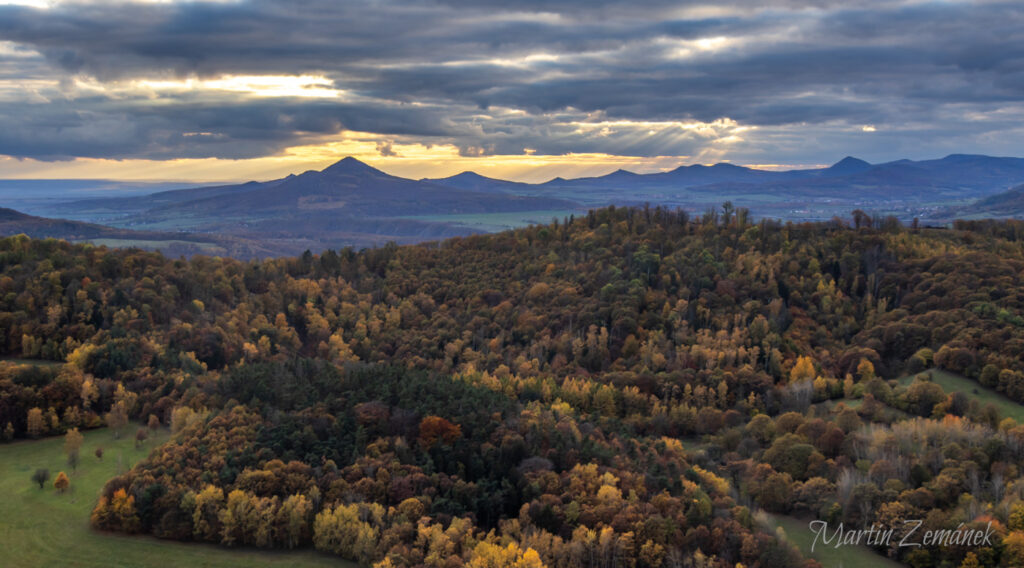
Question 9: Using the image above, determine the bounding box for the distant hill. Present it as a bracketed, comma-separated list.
[0, 208, 30, 222]
[118, 157, 577, 219]
[0, 207, 155, 240]
[538, 161, 799, 191]
[31, 158, 576, 255]
[423, 171, 537, 194]
[35, 154, 1024, 218]
[637, 154, 1024, 213]
[952, 183, 1024, 218]
[823, 156, 872, 176]
[977, 183, 1024, 208]
[0, 207, 282, 258]
[422, 154, 1024, 209]
[16, 153, 1024, 257]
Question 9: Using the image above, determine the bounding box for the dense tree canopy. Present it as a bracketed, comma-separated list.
[4, 207, 1024, 566]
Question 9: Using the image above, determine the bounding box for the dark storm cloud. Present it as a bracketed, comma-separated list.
[0, 93, 466, 160]
[0, 0, 1022, 162]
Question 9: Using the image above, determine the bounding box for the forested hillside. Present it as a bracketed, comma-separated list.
[3, 206, 1024, 567]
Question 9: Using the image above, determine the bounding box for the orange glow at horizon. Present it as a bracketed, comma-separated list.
[0, 132, 813, 184]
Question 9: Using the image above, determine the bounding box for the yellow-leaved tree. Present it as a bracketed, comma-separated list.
[789, 356, 816, 383]
[26, 407, 45, 438]
[468, 541, 545, 568]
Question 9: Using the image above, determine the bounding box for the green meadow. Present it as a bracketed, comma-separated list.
[397, 209, 583, 232]
[0, 427, 349, 568]
[764, 513, 905, 568]
[899, 368, 1024, 422]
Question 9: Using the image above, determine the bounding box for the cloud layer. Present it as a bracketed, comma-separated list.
[0, 0, 1022, 168]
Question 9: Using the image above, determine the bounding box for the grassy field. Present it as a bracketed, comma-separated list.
[765, 513, 905, 568]
[678, 436, 706, 450]
[814, 397, 915, 424]
[898, 368, 1024, 422]
[0, 427, 350, 568]
[398, 209, 584, 232]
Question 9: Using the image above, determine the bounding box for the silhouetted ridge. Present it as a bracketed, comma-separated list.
[826, 156, 872, 175]
[321, 157, 387, 177]
[0, 207, 33, 221]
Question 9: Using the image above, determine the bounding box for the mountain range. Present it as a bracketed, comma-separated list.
[424, 153, 1024, 210]
[4, 153, 1024, 258]
[58, 157, 574, 221]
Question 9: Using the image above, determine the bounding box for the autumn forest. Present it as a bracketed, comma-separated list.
[4, 205, 1024, 567]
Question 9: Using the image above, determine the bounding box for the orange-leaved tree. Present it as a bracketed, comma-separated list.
[418, 416, 462, 449]
[53, 471, 69, 493]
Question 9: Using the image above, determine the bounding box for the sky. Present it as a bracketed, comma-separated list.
[0, 0, 1022, 183]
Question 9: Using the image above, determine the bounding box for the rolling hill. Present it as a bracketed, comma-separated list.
[949, 183, 1024, 219]
[60, 157, 576, 221]
[25, 158, 577, 255]
[423, 154, 1024, 218]
[0, 206, 490, 258]
[0, 207, 286, 258]
[12, 153, 1024, 257]
[422, 171, 538, 194]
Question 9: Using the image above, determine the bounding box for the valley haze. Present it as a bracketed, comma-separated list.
[4, 152, 1024, 259]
